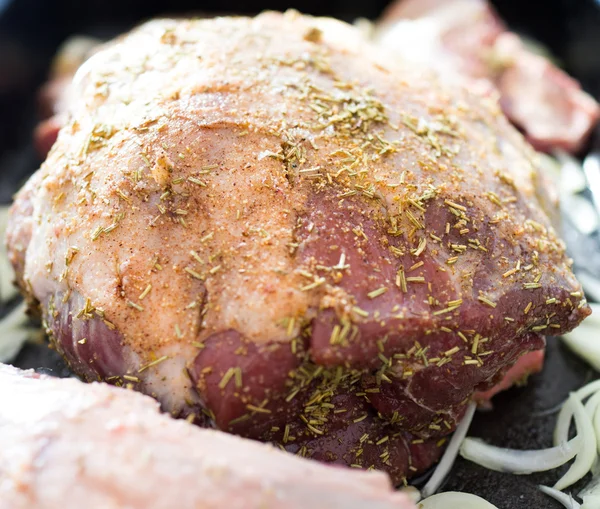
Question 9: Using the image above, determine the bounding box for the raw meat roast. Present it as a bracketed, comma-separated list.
[6, 11, 589, 483]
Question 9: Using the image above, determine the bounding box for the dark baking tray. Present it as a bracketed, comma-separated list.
[2, 0, 600, 507]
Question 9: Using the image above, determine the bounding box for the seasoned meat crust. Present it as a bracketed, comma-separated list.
[6, 11, 589, 483]
[0, 364, 415, 509]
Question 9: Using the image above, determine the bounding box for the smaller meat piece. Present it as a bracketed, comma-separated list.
[0, 364, 415, 509]
[35, 36, 100, 158]
[377, 0, 600, 154]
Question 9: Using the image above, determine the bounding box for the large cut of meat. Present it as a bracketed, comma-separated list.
[376, 0, 600, 154]
[6, 11, 589, 483]
[0, 364, 415, 509]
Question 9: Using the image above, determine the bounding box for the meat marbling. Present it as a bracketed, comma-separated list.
[0, 364, 415, 509]
[6, 11, 589, 483]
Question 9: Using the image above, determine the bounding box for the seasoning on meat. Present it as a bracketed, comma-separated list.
[6, 11, 589, 484]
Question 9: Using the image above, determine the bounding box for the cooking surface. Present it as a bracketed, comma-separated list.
[2, 0, 600, 507]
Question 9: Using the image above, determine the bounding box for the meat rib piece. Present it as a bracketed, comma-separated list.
[6, 11, 589, 483]
[377, 0, 600, 154]
[0, 364, 414, 509]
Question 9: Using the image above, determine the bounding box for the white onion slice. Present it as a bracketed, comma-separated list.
[562, 304, 600, 374]
[556, 150, 588, 194]
[581, 488, 600, 509]
[0, 206, 18, 303]
[579, 472, 600, 508]
[582, 495, 600, 509]
[563, 195, 600, 234]
[555, 377, 600, 446]
[593, 410, 600, 475]
[592, 457, 600, 476]
[0, 302, 32, 363]
[576, 274, 600, 304]
[585, 392, 600, 457]
[421, 402, 476, 498]
[585, 391, 600, 419]
[460, 436, 581, 474]
[418, 492, 498, 509]
[580, 473, 600, 497]
[570, 379, 600, 402]
[539, 486, 581, 509]
[554, 394, 597, 490]
[398, 486, 421, 504]
[580, 471, 600, 497]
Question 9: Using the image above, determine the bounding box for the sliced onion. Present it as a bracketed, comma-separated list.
[0, 206, 18, 303]
[561, 304, 600, 374]
[581, 495, 600, 509]
[421, 402, 476, 498]
[0, 302, 32, 363]
[398, 486, 421, 504]
[563, 195, 600, 234]
[592, 457, 600, 476]
[418, 492, 498, 509]
[460, 436, 581, 474]
[555, 377, 600, 446]
[556, 150, 588, 194]
[576, 273, 600, 304]
[585, 392, 600, 457]
[585, 391, 600, 419]
[554, 394, 597, 490]
[581, 489, 600, 509]
[580, 471, 600, 497]
[579, 472, 600, 508]
[539, 486, 581, 509]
